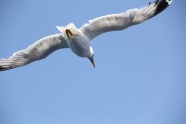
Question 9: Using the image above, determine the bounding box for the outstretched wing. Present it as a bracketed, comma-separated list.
[0, 34, 68, 71]
[80, 0, 172, 41]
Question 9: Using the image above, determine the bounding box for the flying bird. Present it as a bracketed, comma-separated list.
[0, 0, 173, 71]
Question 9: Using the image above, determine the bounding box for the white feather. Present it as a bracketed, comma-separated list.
[80, 0, 172, 40]
[0, 34, 68, 71]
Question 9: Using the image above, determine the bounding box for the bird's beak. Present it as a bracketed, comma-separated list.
[89, 57, 95, 68]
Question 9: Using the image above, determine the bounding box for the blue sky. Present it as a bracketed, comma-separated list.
[0, 0, 186, 124]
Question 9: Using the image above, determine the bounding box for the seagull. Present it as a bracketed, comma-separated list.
[0, 0, 173, 71]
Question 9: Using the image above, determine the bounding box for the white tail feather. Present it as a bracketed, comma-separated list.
[56, 26, 66, 33]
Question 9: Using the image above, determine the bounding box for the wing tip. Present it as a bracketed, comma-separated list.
[166, 0, 173, 5]
[0, 66, 11, 71]
[150, 0, 173, 18]
[0, 60, 13, 71]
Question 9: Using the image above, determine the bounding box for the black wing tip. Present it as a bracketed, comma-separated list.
[153, 0, 173, 5]
[0, 66, 11, 71]
[152, 0, 173, 17]
[0, 60, 12, 71]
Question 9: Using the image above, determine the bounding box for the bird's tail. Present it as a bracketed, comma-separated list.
[56, 23, 77, 33]
[56, 23, 78, 41]
[56, 26, 66, 33]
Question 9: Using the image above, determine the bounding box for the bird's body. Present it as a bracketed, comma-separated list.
[57, 23, 92, 58]
[0, 0, 173, 71]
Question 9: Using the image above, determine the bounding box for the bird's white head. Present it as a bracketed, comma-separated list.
[88, 46, 95, 68]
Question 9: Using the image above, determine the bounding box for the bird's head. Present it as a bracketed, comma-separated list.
[88, 46, 95, 68]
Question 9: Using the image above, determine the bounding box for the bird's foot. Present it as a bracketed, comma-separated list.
[65, 29, 78, 40]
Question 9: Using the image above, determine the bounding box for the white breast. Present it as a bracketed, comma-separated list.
[68, 32, 90, 57]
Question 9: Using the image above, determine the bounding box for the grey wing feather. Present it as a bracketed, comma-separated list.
[0, 34, 68, 71]
[80, 0, 172, 41]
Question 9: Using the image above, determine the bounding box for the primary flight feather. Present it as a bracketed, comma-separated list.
[0, 0, 173, 71]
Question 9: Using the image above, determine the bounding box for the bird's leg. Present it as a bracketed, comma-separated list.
[65, 29, 72, 40]
[65, 29, 78, 40]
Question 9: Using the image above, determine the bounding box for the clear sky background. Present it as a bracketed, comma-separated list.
[0, 0, 185, 124]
